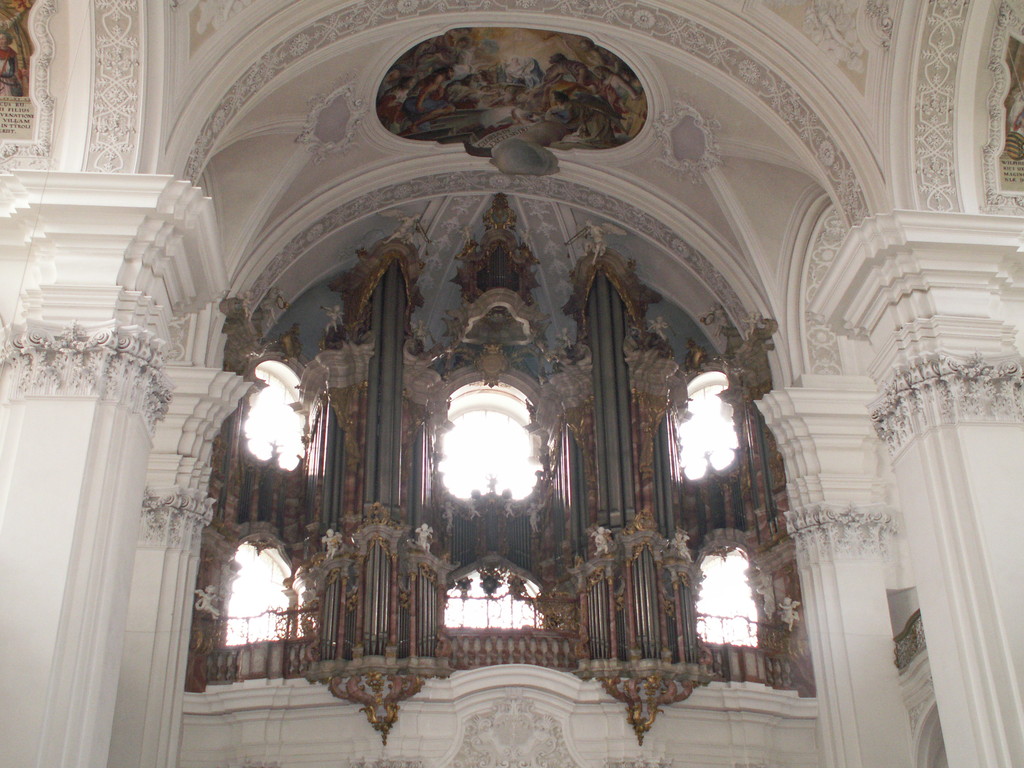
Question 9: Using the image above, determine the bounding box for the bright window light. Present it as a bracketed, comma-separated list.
[225, 543, 290, 646]
[439, 384, 540, 499]
[444, 570, 540, 629]
[678, 372, 739, 481]
[696, 549, 758, 647]
[245, 361, 304, 470]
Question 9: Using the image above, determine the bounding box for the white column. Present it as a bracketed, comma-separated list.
[0, 323, 170, 768]
[787, 503, 910, 768]
[760, 382, 913, 768]
[870, 355, 1024, 768]
[0, 171, 226, 768]
[108, 488, 212, 768]
[810, 211, 1024, 768]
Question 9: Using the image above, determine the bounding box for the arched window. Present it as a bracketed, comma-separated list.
[678, 371, 739, 481]
[696, 548, 758, 647]
[439, 383, 540, 499]
[244, 361, 304, 470]
[225, 543, 290, 646]
[444, 568, 540, 629]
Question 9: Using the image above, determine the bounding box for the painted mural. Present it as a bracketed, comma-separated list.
[377, 28, 646, 175]
[0, 0, 34, 140]
[1001, 35, 1024, 190]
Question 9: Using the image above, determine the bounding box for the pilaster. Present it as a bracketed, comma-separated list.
[759, 382, 912, 768]
[108, 487, 213, 768]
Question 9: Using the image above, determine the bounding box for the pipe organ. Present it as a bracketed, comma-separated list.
[191, 195, 807, 744]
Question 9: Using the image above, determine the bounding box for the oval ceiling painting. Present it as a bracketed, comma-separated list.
[377, 27, 647, 175]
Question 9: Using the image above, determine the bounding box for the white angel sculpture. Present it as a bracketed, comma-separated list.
[592, 525, 613, 557]
[380, 210, 430, 245]
[321, 528, 344, 560]
[778, 596, 801, 632]
[194, 585, 221, 618]
[566, 220, 626, 259]
[414, 522, 434, 551]
[669, 528, 692, 562]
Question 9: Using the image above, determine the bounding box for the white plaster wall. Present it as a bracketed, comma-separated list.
[180, 666, 818, 768]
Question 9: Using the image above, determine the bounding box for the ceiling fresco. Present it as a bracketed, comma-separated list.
[377, 27, 647, 175]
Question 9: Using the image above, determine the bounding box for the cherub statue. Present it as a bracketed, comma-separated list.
[194, 585, 221, 618]
[566, 220, 626, 260]
[778, 596, 801, 632]
[414, 522, 434, 551]
[381, 210, 430, 245]
[670, 528, 692, 562]
[592, 525, 613, 557]
[321, 528, 344, 560]
[321, 304, 343, 333]
[648, 315, 669, 341]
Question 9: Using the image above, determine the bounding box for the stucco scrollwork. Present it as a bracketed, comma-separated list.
[296, 77, 368, 163]
[0, 0, 56, 171]
[140, 486, 214, 550]
[1, 322, 173, 434]
[803, 205, 847, 375]
[785, 503, 896, 563]
[652, 101, 721, 182]
[88, 0, 141, 173]
[913, 0, 969, 212]
[869, 353, 1024, 455]
[447, 693, 580, 768]
[184, 0, 867, 224]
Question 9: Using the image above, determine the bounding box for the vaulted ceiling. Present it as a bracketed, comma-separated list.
[160, 1, 897, 359]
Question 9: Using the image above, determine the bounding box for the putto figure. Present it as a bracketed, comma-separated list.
[194, 585, 221, 619]
[592, 525, 613, 557]
[414, 522, 434, 551]
[778, 596, 801, 632]
[322, 528, 344, 560]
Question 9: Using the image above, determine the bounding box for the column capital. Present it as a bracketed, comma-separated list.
[140, 486, 214, 551]
[1, 321, 172, 434]
[785, 503, 897, 564]
[870, 352, 1024, 456]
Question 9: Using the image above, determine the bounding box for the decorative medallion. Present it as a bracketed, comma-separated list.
[377, 27, 647, 175]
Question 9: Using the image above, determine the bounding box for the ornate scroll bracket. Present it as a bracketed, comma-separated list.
[870, 353, 1024, 455]
[328, 672, 423, 744]
[140, 486, 214, 550]
[2, 322, 172, 434]
[599, 675, 696, 745]
[785, 503, 896, 564]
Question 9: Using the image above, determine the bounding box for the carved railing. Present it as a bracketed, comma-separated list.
[206, 607, 318, 684]
[447, 628, 576, 671]
[894, 610, 925, 671]
[700, 614, 796, 691]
